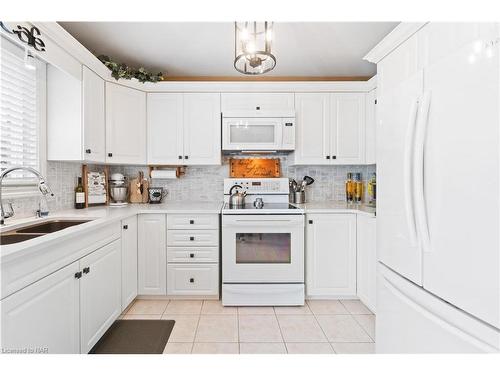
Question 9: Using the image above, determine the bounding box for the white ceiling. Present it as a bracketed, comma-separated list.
[58, 22, 398, 77]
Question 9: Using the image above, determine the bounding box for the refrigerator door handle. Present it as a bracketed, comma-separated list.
[413, 91, 432, 252]
[404, 99, 419, 247]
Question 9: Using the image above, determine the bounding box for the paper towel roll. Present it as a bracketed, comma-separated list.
[150, 169, 178, 179]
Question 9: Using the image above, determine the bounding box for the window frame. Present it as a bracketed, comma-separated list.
[1, 37, 47, 198]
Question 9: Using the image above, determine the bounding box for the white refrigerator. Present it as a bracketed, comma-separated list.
[375, 24, 500, 353]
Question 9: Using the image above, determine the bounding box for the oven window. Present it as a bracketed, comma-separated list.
[229, 124, 275, 144]
[235, 233, 291, 263]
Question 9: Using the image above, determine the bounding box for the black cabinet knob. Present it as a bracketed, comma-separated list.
[189, 236, 195, 241]
[332, 155, 337, 159]
[85, 149, 91, 154]
[178, 155, 182, 159]
[189, 278, 194, 283]
[189, 219, 194, 224]
[123, 224, 128, 230]
[83, 267, 90, 274]
[189, 253, 195, 258]
[326, 155, 330, 159]
[74, 271, 82, 279]
[308, 220, 313, 224]
[256, 106, 260, 110]
[108, 153, 113, 157]
[184, 155, 189, 159]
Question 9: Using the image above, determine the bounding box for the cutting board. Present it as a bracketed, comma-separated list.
[129, 176, 149, 203]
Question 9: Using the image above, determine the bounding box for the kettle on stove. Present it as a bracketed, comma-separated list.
[229, 184, 247, 208]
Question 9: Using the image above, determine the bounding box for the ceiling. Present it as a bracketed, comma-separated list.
[58, 22, 398, 78]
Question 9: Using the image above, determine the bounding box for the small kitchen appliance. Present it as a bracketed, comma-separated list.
[108, 173, 128, 206]
[148, 187, 167, 203]
[222, 177, 305, 306]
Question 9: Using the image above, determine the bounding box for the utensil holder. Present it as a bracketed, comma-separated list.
[294, 191, 306, 204]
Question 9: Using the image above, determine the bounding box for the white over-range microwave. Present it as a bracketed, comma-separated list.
[222, 111, 295, 151]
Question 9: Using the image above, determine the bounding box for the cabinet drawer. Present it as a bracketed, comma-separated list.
[167, 230, 219, 247]
[167, 264, 219, 296]
[167, 247, 219, 263]
[167, 214, 219, 230]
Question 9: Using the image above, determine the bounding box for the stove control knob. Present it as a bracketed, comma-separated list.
[253, 198, 264, 209]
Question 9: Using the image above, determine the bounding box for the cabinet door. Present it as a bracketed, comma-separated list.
[80, 240, 122, 353]
[306, 214, 357, 297]
[356, 215, 376, 312]
[138, 214, 167, 295]
[82, 66, 105, 163]
[105, 82, 146, 164]
[365, 89, 377, 165]
[221, 93, 294, 113]
[294, 93, 331, 165]
[0, 262, 80, 354]
[330, 93, 366, 164]
[121, 216, 138, 311]
[183, 93, 221, 165]
[147, 93, 184, 164]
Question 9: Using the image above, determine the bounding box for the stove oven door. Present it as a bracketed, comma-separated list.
[222, 214, 304, 283]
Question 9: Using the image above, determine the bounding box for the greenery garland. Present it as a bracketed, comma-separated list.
[98, 55, 164, 83]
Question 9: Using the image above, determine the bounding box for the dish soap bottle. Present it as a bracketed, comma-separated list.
[75, 177, 85, 209]
[354, 173, 363, 203]
[345, 173, 354, 202]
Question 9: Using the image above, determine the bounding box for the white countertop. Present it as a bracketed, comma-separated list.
[294, 201, 376, 217]
[0, 201, 223, 259]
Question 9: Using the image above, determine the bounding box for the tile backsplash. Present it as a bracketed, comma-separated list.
[6, 156, 375, 219]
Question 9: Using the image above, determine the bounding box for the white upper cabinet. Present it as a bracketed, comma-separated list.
[183, 93, 221, 165]
[147, 93, 221, 165]
[221, 93, 294, 113]
[294, 92, 366, 165]
[331, 93, 366, 164]
[147, 93, 184, 164]
[105, 82, 146, 164]
[82, 66, 105, 163]
[294, 93, 331, 165]
[365, 88, 377, 165]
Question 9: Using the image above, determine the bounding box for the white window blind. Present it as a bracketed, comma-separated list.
[0, 38, 44, 185]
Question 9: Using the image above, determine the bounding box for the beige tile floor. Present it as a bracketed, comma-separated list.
[119, 299, 375, 354]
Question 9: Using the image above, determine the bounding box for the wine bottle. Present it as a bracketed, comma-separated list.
[75, 177, 85, 209]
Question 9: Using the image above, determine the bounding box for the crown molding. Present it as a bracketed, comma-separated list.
[364, 22, 427, 64]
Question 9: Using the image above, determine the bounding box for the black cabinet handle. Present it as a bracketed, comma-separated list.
[256, 106, 260, 110]
[123, 224, 128, 230]
[85, 149, 91, 154]
[189, 236, 195, 241]
[308, 220, 313, 224]
[189, 253, 195, 258]
[108, 153, 113, 157]
[189, 278, 195, 283]
[75, 271, 82, 279]
[178, 155, 182, 159]
[83, 267, 90, 274]
[332, 155, 337, 160]
[184, 155, 189, 159]
[326, 155, 330, 160]
[189, 219, 194, 224]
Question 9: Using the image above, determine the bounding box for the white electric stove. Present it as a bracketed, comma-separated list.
[221, 178, 305, 306]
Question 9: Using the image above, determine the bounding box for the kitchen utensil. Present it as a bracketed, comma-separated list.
[148, 187, 167, 204]
[294, 191, 306, 204]
[229, 184, 247, 208]
[253, 197, 264, 209]
[299, 179, 307, 192]
[290, 179, 297, 192]
[304, 175, 315, 186]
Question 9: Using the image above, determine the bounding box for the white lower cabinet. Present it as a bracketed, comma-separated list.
[121, 216, 138, 310]
[167, 264, 219, 296]
[356, 214, 377, 312]
[138, 214, 167, 295]
[0, 261, 81, 354]
[167, 214, 219, 297]
[79, 239, 122, 353]
[306, 213, 357, 297]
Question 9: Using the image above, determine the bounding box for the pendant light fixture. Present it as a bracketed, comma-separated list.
[234, 21, 276, 75]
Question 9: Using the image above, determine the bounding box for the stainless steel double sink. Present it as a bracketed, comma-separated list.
[0, 220, 91, 245]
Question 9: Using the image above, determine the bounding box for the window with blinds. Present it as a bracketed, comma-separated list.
[0, 37, 45, 186]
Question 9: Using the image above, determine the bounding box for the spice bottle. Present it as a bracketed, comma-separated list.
[345, 173, 353, 202]
[354, 173, 363, 202]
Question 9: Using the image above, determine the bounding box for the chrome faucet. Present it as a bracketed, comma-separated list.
[0, 167, 54, 225]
